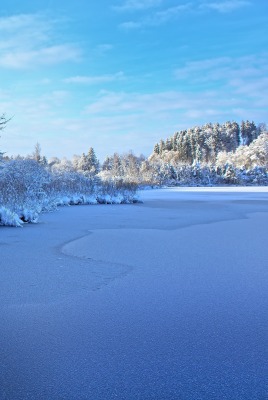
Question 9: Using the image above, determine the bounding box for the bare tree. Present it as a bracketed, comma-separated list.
[0, 114, 10, 162]
[0, 114, 10, 131]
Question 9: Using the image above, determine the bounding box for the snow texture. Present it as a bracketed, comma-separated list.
[0, 187, 268, 399]
[0, 207, 23, 227]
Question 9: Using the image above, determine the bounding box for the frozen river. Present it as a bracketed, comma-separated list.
[0, 187, 268, 399]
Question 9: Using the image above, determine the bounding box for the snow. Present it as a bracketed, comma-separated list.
[0, 187, 268, 399]
[0, 207, 23, 227]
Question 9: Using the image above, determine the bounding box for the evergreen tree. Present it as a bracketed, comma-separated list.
[77, 147, 99, 176]
[223, 121, 240, 152]
[33, 143, 42, 163]
[241, 120, 257, 145]
[165, 138, 173, 151]
[87, 147, 100, 175]
[159, 139, 165, 154]
[102, 156, 113, 171]
[172, 132, 179, 151]
[111, 153, 122, 177]
[32, 143, 47, 165]
[153, 143, 160, 154]
[177, 131, 188, 163]
[77, 153, 89, 172]
[152, 120, 259, 165]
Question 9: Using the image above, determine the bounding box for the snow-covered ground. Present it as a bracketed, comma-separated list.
[0, 187, 267, 399]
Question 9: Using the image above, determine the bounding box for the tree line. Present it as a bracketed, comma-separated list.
[0, 114, 138, 227]
[1, 116, 268, 203]
[153, 120, 262, 164]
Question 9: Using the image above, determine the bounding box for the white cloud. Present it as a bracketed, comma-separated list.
[119, 3, 192, 28]
[114, 0, 162, 12]
[174, 54, 268, 85]
[1, 84, 267, 160]
[172, 53, 268, 122]
[153, 4, 192, 23]
[0, 14, 81, 69]
[118, 1, 252, 29]
[63, 72, 124, 84]
[174, 57, 231, 80]
[119, 21, 141, 29]
[0, 45, 80, 69]
[96, 44, 114, 54]
[200, 1, 251, 13]
[84, 90, 236, 117]
[1, 53, 267, 160]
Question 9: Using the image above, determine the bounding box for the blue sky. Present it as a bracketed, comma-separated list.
[0, 0, 267, 160]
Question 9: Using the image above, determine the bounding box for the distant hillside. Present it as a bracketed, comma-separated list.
[153, 120, 261, 164]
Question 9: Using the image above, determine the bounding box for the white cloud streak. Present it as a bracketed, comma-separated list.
[63, 72, 125, 85]
[200, 1, 251, 13]
[96, 44, 114, 54]
[1, 52, 266, 159]
[118, 1, 251, 29]
[84, 90, 236, 116]
[114, 0, 163, 12]
[120, 3, 192, 28]
[174, 54, 268, 85]
[0, 14, 81, 69]
[0, 45, 80, 69]
[153, 4, 192, 23]
[119, 21, 141, 29]
[1, 79, 267, 160]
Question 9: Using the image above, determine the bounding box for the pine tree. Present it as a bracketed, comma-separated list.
[87, 147, 100, 175]
[241, 120, 257, 145]
[102, 156, 113, 171]
[165, 138, 173, 151]
[77, 147, 99, 176]
[32, 143, 42, 163]
[153, 143, 160, 154]
[159, 140, 165, 154]
[77, 153, 89, 172]
[223, 121, 240, 151]
[112, 153, 122, 176]
[172, 132, 179, 151]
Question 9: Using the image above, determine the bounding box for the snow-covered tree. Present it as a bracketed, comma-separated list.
[153, 143, 160, 154]
[76, 147, 99, 176]
[241, 120, 258, 145]
[87, 147, 100, 175]
[51, 157, 74, 173]
[48, 156, 61, 168]
[77, 153, 89, 172]
[31, 143, 47, 165]
[223, 121, 240, 151]
[0, 159, 50, 220]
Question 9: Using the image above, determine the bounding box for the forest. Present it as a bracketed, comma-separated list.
[1, 115, 267, 226]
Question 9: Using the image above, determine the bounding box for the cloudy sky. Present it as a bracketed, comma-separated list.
[0, 0, 267, 160]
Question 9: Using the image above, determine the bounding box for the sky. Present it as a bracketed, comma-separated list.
[0, 0, 267, 160]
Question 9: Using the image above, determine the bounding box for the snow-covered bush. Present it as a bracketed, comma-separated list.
[216, 133, 268, 170]
[0, 207, 23, 227]
[0, 156, 139, 227]
[44, 167, 97, 208]
[97, 179, 139, 204]
[0, 159, 50, 219]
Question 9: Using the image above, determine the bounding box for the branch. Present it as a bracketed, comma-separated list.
[0, 114, 12, 130]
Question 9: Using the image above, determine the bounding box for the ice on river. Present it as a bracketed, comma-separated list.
[0, 187, 268, 399]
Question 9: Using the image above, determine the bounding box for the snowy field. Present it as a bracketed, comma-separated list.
[0, 187, 268, 399]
